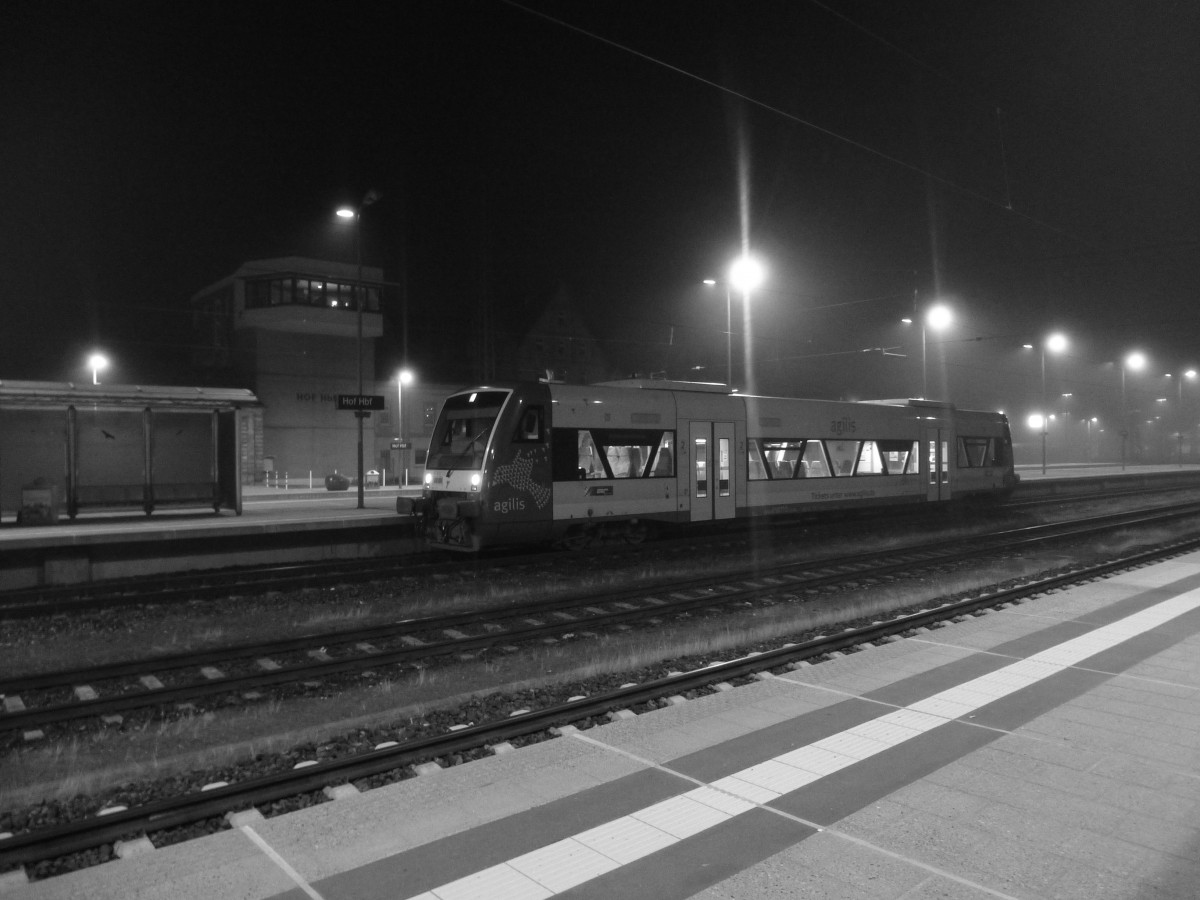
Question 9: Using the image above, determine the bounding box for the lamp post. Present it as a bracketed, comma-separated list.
[1121, 351, 1146, 470]
[1038, 333, 1068, 474]
[1166, 369, 1196, 465]
[703, 254, 765, 390]
[701, 279, 730, 387]
[87, 353, 108, 385]
[396, 368, 413, 486]
[728, 255, 764, 392]
[921, 304, 952, 398]
[337, 191, 380, 510]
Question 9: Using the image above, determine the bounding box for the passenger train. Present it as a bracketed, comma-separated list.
[398, 379, 1018, 551]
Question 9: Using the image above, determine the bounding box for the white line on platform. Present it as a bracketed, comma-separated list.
[240, 825, 326, 900]
[400, 588, 1200, 900]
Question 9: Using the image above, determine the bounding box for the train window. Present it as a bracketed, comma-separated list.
[856, 441, 885, 474]
[695, 437, 708, 497]
[553, 428, 675, 479]
[876, 439, 918, 474]
[651, 432, 675, 477]
[825, 441, 859, 477]
[958, 436, 993, 467]
[426, 390, 508, 471]
[929, 440, 949, 483]
[759, 439, 803, 479]
[552, 429, 584, 479]
[747, 440, 768, 480]
[718, 438, 730, 495]
[513, 405, 544, 443]
[801, 441, 830, 477]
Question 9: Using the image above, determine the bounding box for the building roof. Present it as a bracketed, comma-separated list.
[0, 381, 260, 409]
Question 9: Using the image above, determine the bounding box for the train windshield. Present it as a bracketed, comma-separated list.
[427, 390, 509, 471]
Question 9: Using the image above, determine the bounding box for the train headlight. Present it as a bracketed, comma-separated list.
[470, 473, 481, 491]
[424, 472, 433, 486]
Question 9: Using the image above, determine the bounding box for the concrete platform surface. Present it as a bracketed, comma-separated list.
[6, 550, 1200, 898]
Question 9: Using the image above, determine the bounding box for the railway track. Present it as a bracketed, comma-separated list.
[0, 482, 1191, 619]
[3, 531, 1198, 880]
[5, 500, 1200, 740]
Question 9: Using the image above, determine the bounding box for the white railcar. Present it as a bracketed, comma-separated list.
[402, 380, 1017, 551]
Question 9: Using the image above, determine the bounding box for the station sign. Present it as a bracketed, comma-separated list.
[392, 440, 412, 450]
[336, 394, 386, 411]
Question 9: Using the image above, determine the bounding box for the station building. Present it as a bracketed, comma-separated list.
[190, 257, 453, 486]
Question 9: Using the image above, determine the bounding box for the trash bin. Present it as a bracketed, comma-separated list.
[365, 469, 380, 487]
[18, 479, 60, 525]
[324, 472, 351, 491]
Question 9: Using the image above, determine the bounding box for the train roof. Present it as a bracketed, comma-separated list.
[592, 378, 731, 394]
[591, 382, 966, 410]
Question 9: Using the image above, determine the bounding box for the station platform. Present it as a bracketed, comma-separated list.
[7, 547, 1200, 898]
[0, 486, 425, 590]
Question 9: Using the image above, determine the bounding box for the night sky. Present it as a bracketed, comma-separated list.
[3, 1, 1198, 429]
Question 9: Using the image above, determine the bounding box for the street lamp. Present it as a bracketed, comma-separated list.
[87, 353, 108, 385]
[701, 278, 729, 386]
[1169, 369, 1196, 465]
[1038, 333, 1068, 474]
[336, 191, 380, 510]
[1121, 351, 1146, 470]
[703, 254, 765, 390]
[396, 368, 414, 486]
[729, 255, 764, 393]
[920, 304, 952, 398]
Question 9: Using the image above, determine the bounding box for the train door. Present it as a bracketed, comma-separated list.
[689, 421, 735, 522]
[923, 426, 951, 501]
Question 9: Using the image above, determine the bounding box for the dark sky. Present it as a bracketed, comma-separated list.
[3, 1, 1198, 425]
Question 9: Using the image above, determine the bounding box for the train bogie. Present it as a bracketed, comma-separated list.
[405, 380, 1017, 551]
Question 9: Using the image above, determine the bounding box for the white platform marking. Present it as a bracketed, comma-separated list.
[407, 588, 1200, 900]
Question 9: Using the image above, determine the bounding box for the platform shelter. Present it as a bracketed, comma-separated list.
[0, 381, 260, 522]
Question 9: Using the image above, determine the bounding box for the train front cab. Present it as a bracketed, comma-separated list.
[407, 383, 556, 551]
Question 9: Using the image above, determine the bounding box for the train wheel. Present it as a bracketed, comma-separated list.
[623, 521, 649, 545]
[559, 526, 594, 551]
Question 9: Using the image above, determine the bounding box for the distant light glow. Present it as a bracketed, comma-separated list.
[925, 304, 952, 331]
[702, 278, 717, 286]
[88, 353, 108, 385]
[1027, 413, 1045, 430]
[336, 207, 356, 219]
[1046, 332, 1067, 353]
[901, 317, 913, 325]
[728, 256, 764, 293]
[1125, 351, 1147, 371]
